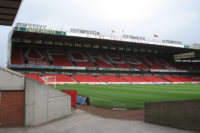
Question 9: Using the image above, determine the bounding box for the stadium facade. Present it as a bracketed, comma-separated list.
[8, 23, 200, 85]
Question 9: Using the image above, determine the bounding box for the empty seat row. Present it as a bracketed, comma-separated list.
[72, 75, 101, 82]
[98, 75, 126, 82]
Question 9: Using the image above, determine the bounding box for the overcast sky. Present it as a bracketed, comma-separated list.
[0, 0, 200, 67]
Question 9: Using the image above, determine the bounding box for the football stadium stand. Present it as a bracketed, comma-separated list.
[8, 24, 200, 85]
[23, 73, 199, 84]
[14, 45, 200, 85]
[11, 47, 200, 71]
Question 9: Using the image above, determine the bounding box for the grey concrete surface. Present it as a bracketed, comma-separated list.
[0, 66, 24, 90]
[0, 109, 196, 133]
[25, 78, 71, 126]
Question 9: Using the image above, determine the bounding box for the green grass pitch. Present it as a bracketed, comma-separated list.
[55, 84, 200, 109]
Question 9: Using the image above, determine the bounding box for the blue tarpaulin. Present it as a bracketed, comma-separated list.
[76, 95, 86, 104]
[76, 95, 90, 105]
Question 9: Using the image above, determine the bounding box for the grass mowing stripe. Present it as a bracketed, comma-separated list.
[55, 84, 200, 109]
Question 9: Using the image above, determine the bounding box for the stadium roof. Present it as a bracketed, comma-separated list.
[0, 0, 22, 26]
[11, 30, 200, 56]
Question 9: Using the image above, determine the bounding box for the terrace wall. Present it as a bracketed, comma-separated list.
[0, 66, 71, 127]
[145, 99, 200, 132]
[25, 78, 71, 126]
[0, 66, 24, 90]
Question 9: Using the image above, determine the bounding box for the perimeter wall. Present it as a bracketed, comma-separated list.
[145, 99, 200, 132]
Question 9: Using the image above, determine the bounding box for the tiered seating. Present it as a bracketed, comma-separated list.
[162, 76, 196, 82]
[145, 57, 163, 69]
[42, 74, 75, 84]
[121, 75, 147, 82]
[75, 62, 94, 67]
[24, 73, 45, 83]
[24, 73, 199, 84]
[123, 55, 148, 69]
[86, 52, 114, 68]
[116, 64, 132, 68]
[95, 58, 113, 68]
[188, 64, 200, 70]
[169, 62, 190, 70]
[11, 47, 23, 65]
[72, 75, 102, 83]
[106, 54, 132, 69]
[160, 59, 190, 70]
[22, 48, 49, 65]
[12, 47, 200, 71]
[157, 58, 177, 70]
[52, 55, 72, 66]
[142, 76, 168, 82]
[98, 75, 126, 82]
[71, 75, 198, 83]
[174, 76, 196, 82]
[70, 52, 94, 67]
[133, 64, 148, 69]
[162, 76, 180, 82]
[191, 76, 200, 81]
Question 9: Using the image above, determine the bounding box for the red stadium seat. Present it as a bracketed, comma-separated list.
[139, 57, 163, 69]
[22, 48, 49, 65]
[116, 64, 132, 68]
[121, 75, 147, 82]
[68, 51, 94, 67]
[94, 58, 114, 68]
[162, 76, 196, 82]
[98, 75, 126, 82]
[133, 64, 148, 69]
[11, 47, 23, 65]
[71, 75, 102, 83]
[141, 76, 168, 82]
[42, 74, 75, 84]
[52, 55, 73, 66]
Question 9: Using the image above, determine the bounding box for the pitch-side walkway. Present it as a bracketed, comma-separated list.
[0, 109, 196, 133]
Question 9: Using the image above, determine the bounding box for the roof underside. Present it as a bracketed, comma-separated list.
[0, 0, 22, 26]
[11, 30, 200, 56]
